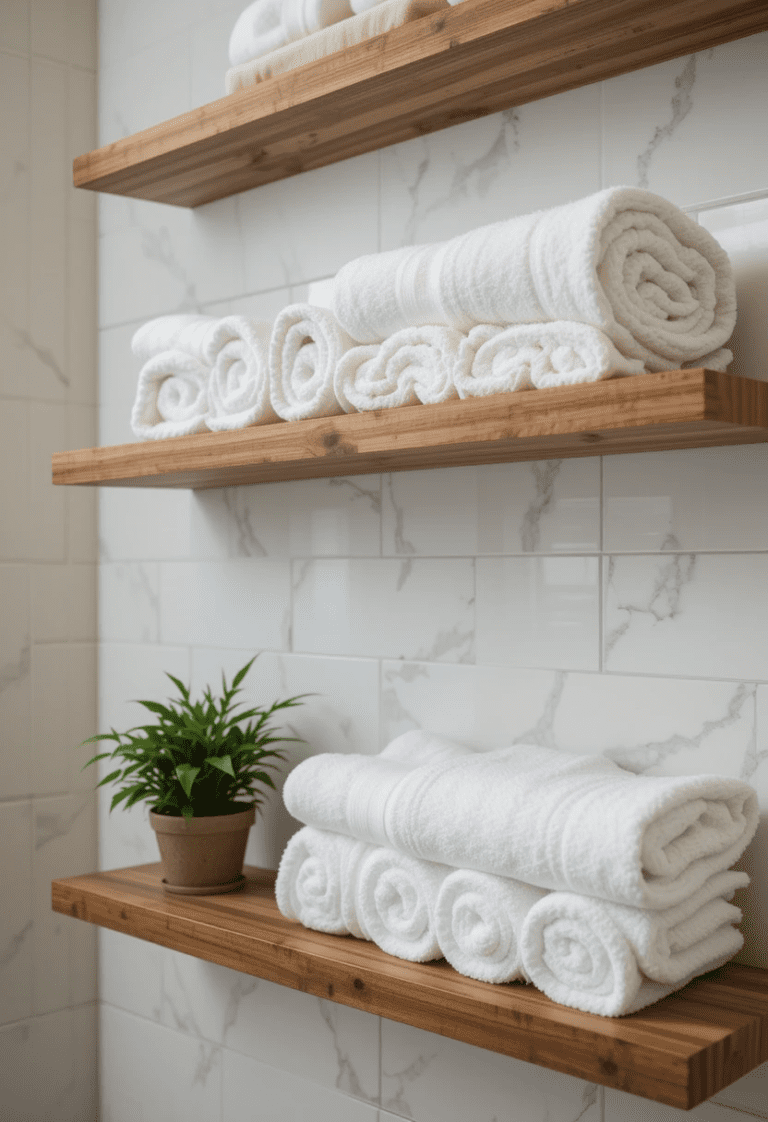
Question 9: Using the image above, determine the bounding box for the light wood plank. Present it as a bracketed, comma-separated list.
[51, 370, 768, 491]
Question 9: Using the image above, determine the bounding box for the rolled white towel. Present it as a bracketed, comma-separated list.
[455, 322, 645, 398]
[228, 0, 289, 67]
[521, 870, 748, 1016]
[357, 847, 447, 962]
[332, 187, 736, 372]
[435, 869, 548, 983]
[334, 326, 462, 412]
[131, 314, 218, 364]
[204, 316, 278, 431]
[281, 0, 354, 42]
[130, 350, 210, 440]
[269, 303, 353, 421]
[275, 826, 370, 937]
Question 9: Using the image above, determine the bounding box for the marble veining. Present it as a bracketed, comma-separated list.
[604, 553, 696, 660]
[636, 54, 698, 187]
[3, 319, 70, 388]
[140, 224, 202, 314]
[381, 1048, 438, 1118]
[35, 797, 92, 851]
[0, 640, 30, 694]
[520, 461, 563, 553]
[510, 671, 567, 749]
[0, 920, 32, 972]
[221, 490, 269, 558]
[221, 975, 259, 1041]
[317, 999, 377, 1102]
[329, 477, 382, 516]
[386, 476, 416, 556]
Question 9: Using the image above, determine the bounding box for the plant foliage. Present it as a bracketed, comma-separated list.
[80, 657, 305, 820]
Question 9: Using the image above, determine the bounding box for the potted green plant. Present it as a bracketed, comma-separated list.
[81, 657, 304, 895]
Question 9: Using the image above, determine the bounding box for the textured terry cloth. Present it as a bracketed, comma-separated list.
[131, 314, 220, 364]
[332, 186, 736, 372]
[205, 317, 279, 431]
[356, 847, 447, 962]
[226, 0, 447, 90]
[275, 825, 370, 937]
[282, 741, 759, 910]
[228, 0, 352, 68]
[521, 869, 749, 1016]
[455, 321, 646, 397]
[435, 869, 548, 983]
[334, 326, 462, 412]
[130, 350, 210, 440]
[269, 303, 353, 421]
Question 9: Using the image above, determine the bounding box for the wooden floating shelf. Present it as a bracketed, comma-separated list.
[52, 863, 768, 1109]
[74, 0, 768, 207]
[52, 370, 768, 491]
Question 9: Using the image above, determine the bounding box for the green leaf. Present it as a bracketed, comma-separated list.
[96, 769, 124, 788]
[231, 656, 257, 692]
[175, 763, 200, 798]
[81, 751, 112, 770]
[205, 754, 235, 778]
[165, 673, 190, 701]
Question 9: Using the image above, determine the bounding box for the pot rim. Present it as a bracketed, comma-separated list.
[149, 803, 256, 834]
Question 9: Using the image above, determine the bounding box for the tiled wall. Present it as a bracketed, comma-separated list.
[0, 1, 99, 1118]
[96, 5, 768, 1121]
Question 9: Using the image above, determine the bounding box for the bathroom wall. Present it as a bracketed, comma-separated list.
[0, 1, 99, 1119]
[96, 6, 768, 1122]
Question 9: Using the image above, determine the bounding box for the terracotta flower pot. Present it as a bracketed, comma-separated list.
[150, 804, 256, 895]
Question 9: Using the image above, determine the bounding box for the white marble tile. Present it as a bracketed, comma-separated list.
[0, 400, 30, 561]
[382, 461, 600, 557]
[98, 319, 144, 448]
[28, 401, 67, 562]
[31, 0, 97, 69]
[0, 800, 33, 1026]
[98, 0, 208, 73]
[380, 85, 601, 249]
[99, 487, 194, 562]
[222, 1046, 380, 1122]
[292, 558, 475, 662]
[99, 31, 191, 146]
[381, 1019, 600, 1122]
[604, 554, 768, 680]
[99, 562, 161, 642]
[67, 213, 98, 403]
[605, 1088, 758, 1122]
[30, 642, 96, 796]
[0, 1004, 97, 1122]
[100, 1004, 222, 1122]
[476, 556, 600, 671]
[0, 1, 30, 53]
[203, 284, 291, 324]
[604, 446, 768, 553]
[601, 34, 768, 209]
[713, 1061, 768, 1118]
[31, 564, 97, 642]
[191, 475, 382, 561]
[67, 65, 97, 225]
[99, 926, 165, 1023]
[0, 565, 31, 798]
[159, 559, 291, 650]
[189, 0, 246, 109]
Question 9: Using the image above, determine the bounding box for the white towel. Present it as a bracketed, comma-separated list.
[275, 825, 370, 937]
[521, 870, 749, 1016]
[269, 303, 353, 421]
[356, 846, 446, 962]
[228, 0, 353, 67]
[455, 322, 646, 397]
[435, 869, 548, 983]
[283, 740, 759, 909]
[131, 314, 219, 364]
[204, 316, 279, 431]
[130, 350, 210, 440]
[334, 326, 462, 412]
[332, 187, 736, 372]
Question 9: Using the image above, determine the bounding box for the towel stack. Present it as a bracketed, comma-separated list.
[275, 731, 758, 1016]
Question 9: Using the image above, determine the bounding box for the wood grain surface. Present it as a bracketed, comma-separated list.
[51, 370, 768, 490]
[52, 863, 768, 1109]
[72, 0, 768, 205]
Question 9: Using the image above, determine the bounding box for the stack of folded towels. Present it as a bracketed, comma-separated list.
[129, 186, 737, 440]
[275, 730, 758, 1017]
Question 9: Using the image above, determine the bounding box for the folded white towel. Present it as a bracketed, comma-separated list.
[455, 322, 646, 397]
[334, 326, 462, 412]
[130, 350, 211, 440]
[269, 303, 353, 422]
[435, 869, 548, 983]
[275, 825, 370, 937]
[283, 740, 758, 909]
[204, 316, 279, 431]
[131, 314, 219, 364]
[282, 0, 354, 41]
[521, 869, 748, 1016]
[357, 846, 446, 962]
[332, 187, 736, 372]
[228, 0, 290, 67]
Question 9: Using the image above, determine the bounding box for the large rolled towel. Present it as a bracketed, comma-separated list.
[357, 847, 446, 962]
[283, 740, 759, 909]
[521, 870, 748, 1016]
[435, 870, 548, 983]
[334, 326, 462, 412]
[275, 825, 370, 937]
[131, 314, 218, 364]
[269, 303, 353, 421]
[229, 0, 288, 66]
[130, 350, 210, 440]
[205, 317, 278, 431]
[332, 187, 736, 372]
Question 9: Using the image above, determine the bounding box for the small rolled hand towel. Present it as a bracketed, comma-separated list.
[228, 0, 289, 67]
[269, 303, 353, 421]
[334, 326, 462, 412]
[130, 350, 210, 440]
[281, 0, 354, 42]
[332, 186, 736, 372]
[275, 825, 370, 937]
[356, 847, 447, 962]
[204, 316, 278, 431]
[131, 314, 219, 364]
[455, 322, 645, 398]
[435, 869, 548, 983]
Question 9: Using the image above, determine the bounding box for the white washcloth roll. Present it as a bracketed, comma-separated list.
[204, 316, 278, 431]
[275, 826, 370, 937]
[521, 870, 748, 1016]
[281, 0, 354, 42]
[269, 303, 353, 421]
[436, 870, 548, 983]
[332, 187, 736, 372]
[455, 322, 646, 398]
[229, 0, 289, 66]
[131, 314, 218, 364]
[357, 847, 447, 962]
[283, 740, 759, 910]
[334, 326, 462, 412]
[130, 350, 210, 440]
